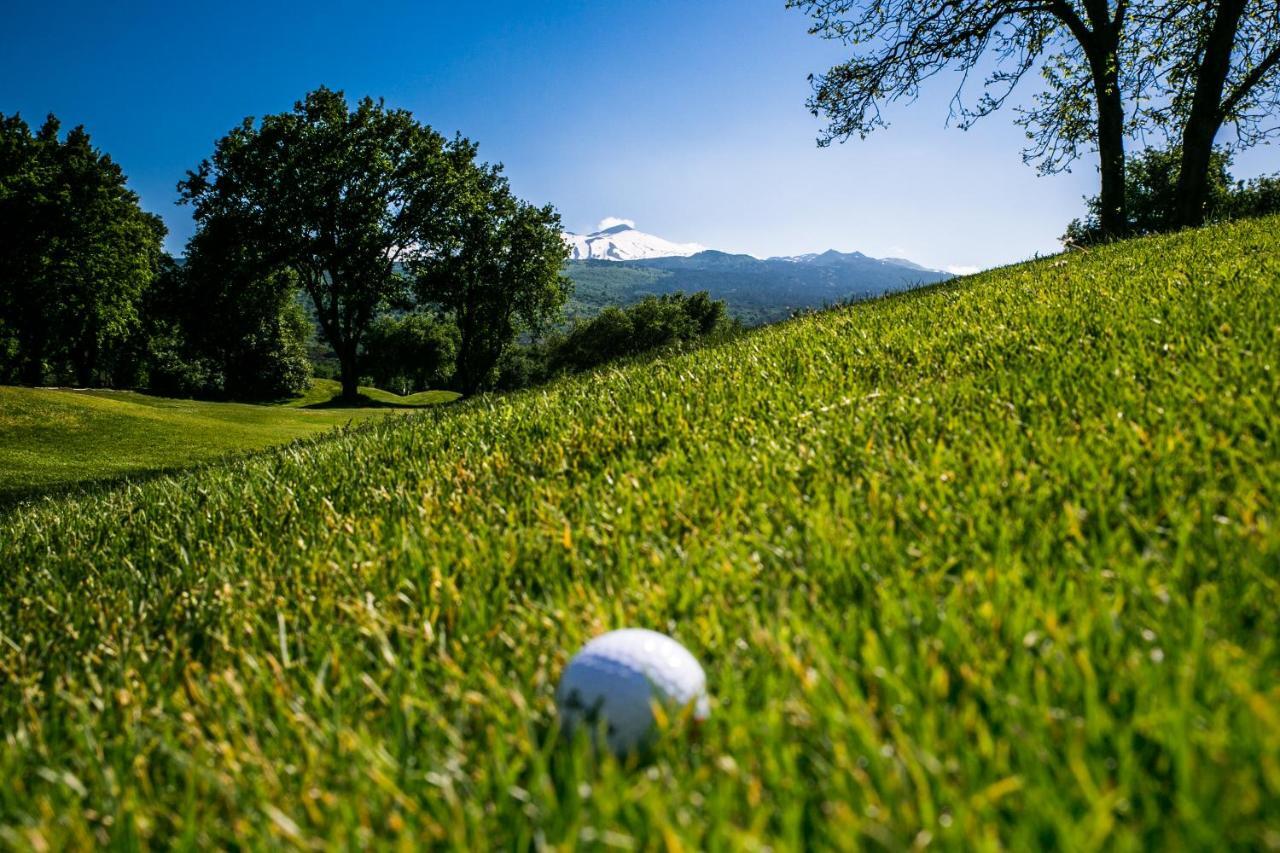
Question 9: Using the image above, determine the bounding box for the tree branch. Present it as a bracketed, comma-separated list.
[1220, 44, 1280, 119]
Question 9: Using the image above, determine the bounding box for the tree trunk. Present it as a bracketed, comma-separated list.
[338, 345, 360, 401]
[1092, 57, 1128, 239]
[1175, 0, 1246, 229]
[452, 311, 476, 396]
[73, 337, 96, 387]
[20, 356, 43, 387]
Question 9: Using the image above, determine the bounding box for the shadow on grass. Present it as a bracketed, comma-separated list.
[0, 418, 392, 516]
[300, 392, 444, 410]
[0, 464, 201, 516]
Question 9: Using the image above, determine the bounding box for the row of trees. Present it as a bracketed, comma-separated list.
[1, 90, 738, 401]
[1, 89, 572, 398]
[790, 0, 1280, 240]
[332, 291, 737, 397]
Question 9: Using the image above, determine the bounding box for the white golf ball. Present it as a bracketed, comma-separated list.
[556, 628, 709, 755]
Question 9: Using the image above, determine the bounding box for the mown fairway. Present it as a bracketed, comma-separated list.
[1, 218, 1277, 848]
[0, 379, 458, 500]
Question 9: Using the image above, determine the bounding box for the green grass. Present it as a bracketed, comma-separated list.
[0, 379, 459, 499]
[282, 378, 460, 409]
[1, 217, 1277, 848]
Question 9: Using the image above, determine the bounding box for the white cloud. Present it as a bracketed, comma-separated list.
[597, 216, 637, 231]
[946, 265, 982, 276]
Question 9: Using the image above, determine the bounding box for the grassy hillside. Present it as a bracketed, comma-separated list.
[0, 379, 458, 499]
[1, 218, 1277, 848]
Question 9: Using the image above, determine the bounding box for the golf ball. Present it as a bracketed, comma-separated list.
[556, 628, 709, 755]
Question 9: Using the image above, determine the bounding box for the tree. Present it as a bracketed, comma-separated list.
[1137, 1, 1280, 227]
[0, 114, 47, 384]
[0, 113, 165, 385]
[155, 221, 312, 400]
[788, 0, 1138, 238]
[179, 87, 462, 400]
[414, 165, 570, 395]
[362, 312, 458, 395]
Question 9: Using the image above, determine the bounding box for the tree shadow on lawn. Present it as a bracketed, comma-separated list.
[0, 418, 392, 516]
[300, 392, 449, 410]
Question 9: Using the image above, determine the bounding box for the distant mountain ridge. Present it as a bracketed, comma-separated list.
[561, 221, 951, 325]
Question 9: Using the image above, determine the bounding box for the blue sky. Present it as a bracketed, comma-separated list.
[3, 0, 1277, 272]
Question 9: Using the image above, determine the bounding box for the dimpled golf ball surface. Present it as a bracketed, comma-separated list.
[556, 629, 709, 755]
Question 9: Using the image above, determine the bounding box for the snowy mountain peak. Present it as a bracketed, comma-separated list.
[564, 220, 706, 262]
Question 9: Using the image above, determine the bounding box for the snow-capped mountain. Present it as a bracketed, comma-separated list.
[565, 219, 951, 276]
[564, 220, 705, 262]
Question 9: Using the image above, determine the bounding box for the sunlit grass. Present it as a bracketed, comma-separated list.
[0, 380, 458, 499]
[0, 217, 1276, 848]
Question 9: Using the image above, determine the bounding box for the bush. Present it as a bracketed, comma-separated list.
[1220, 174, 1280, 221]
[144, 257, 312, 400]
[362, 313, 458, 395]
[481, 292, 736, 393]
[550, 292, 733, 376]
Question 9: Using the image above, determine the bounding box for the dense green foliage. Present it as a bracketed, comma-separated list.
[146, 257, 314, 400]
[0, 380, 458, 501]
[412, 164, 571, 395]
[1, 218, 1276, 847]
[361, 313, 458, 396]
[549, 291, 730, 375]
[1066, 147, 1280, 244]
[491, 291, 736, 391]
[0, 113, 165, 386]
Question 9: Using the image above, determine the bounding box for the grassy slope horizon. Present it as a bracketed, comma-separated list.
[1, 218, 1277, 847]
[0, 379, 459, 500]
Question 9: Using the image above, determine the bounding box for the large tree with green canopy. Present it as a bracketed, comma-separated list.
[179, 87, 467, 400]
